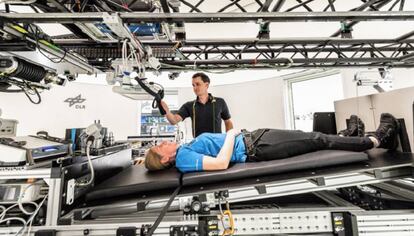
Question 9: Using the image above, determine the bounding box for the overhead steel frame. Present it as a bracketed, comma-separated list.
[23, 0, 411, 41]
[53, 37, 414, 70]
[173, 0, 410, 39]
[0, 0, 413, 70]
[1, 11, 414, 23]
[175, 0, 407, 14]
[24, 0, 410, 16]
[158, 40, 414, 70]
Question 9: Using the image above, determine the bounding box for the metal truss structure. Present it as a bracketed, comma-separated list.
[0, 0, 414, 71]
[54, 37, 414, 71]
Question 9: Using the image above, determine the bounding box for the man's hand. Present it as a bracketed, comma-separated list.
[160, 100, 170, 114]
[162, 101, 183, 125]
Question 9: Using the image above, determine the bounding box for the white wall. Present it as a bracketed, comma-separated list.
[178, 76, 286, 138]
[0, 83, 140, 140]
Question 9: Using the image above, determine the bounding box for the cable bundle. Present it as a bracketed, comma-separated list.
[9, 57, 46, 83]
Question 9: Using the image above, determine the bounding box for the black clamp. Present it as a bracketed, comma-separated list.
[214, 190, 229, 199]
[117, 227, 136, 236]
[140, 224, 152, 236]
[34, 230, 56, 236]
[183, 196, 210, 215]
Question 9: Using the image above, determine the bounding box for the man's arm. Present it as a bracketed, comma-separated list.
[224, 119, 234, 131]
[220, 99, 232, 131]
[161, 100, 183, 125]
[202, 129, 238, 171]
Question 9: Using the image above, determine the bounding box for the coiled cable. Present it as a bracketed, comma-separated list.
[9, 57, 46, 83]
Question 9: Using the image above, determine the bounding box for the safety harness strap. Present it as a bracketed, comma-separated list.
[241, 129, 269, 159]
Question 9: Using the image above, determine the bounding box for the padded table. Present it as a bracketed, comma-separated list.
[86, 150, 374, 202]
[182, 150, 368, 186]
[86, 165, 181, 201]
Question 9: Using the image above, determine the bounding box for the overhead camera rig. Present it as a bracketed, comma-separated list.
[0, 55, 72, 104]
[0, 20, 96, 74]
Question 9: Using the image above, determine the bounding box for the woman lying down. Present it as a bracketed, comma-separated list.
[144, 113, 399, 173]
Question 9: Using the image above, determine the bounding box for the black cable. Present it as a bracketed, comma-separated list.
[134, 77, 166, 115]
[0, 77, 23, 93]
[149, 82, 164, 105]
[22, 81, 41, 104]
[146, 186, 181, 236]
[0, 76, 42, 104]
[23, 88, 41, 104]
[10, 57, 47, 83]
[27, 24, 67, 64]
[30, 5, 40, 13]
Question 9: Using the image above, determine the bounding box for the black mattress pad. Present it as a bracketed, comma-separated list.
[182, 150, 368, 186]
[86, 150, 369, 202]
[86, 165, 181, 201]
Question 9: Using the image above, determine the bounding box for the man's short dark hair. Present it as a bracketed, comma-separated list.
[192, 72, 210, 83]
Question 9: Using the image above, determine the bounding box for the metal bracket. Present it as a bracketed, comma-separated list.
[373, 169, 383, 179]
[308, 177, 326, 186]
[66, 179, 75, 205]
[254, 185, 267, 194]
[137, 202, 146, 211]
[140, 224, 151, 236]
[102, 12, 127, 38]
[198, 193, 207, 202]
[214, 190, 229, 199]
[170, 225, 199, 236]
[116, 227, 136, 236]
[102, 12, 144, 52]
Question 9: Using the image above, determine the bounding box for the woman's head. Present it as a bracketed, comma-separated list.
[144, 141, 178, 171]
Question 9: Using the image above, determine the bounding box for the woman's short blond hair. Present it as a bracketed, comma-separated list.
[144, 147, 170, 171]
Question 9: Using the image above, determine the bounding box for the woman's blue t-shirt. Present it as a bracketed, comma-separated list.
[175, 133, 247, 173]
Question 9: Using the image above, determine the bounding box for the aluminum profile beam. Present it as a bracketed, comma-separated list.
[1, 11, 414, 24]
[30, 0, 408, 14]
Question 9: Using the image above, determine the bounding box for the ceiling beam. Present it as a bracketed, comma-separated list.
[2, 11, 414, 24]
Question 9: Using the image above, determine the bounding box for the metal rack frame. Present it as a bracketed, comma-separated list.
[0, 168, 62, 226]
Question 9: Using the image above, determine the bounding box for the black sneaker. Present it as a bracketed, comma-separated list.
[375, 113, 400, 150]
[338, 115, 365, 137]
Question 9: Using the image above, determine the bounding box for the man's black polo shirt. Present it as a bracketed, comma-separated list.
[177, 95, 231, 137]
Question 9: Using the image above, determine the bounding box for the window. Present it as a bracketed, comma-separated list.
[285, 70, 343, 131]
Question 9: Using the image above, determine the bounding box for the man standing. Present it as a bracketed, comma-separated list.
[161, 72, 233, 137]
